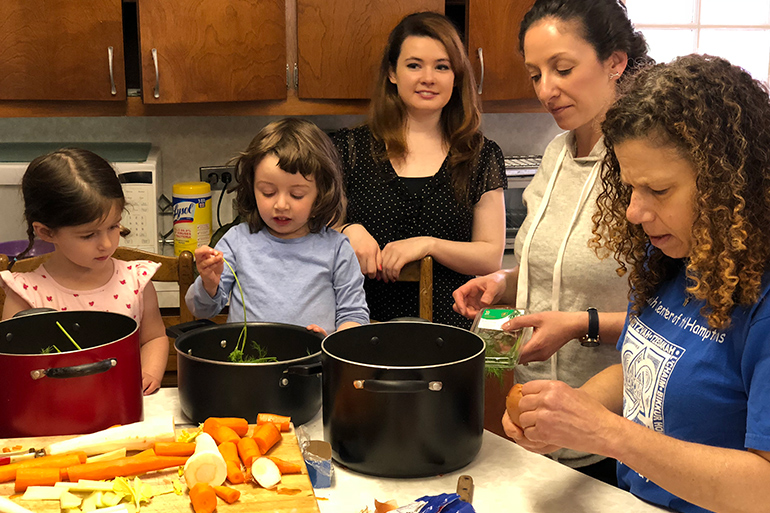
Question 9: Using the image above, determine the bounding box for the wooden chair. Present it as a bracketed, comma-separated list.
[393, 255, 434, 322]
[0, 247, 194, 387]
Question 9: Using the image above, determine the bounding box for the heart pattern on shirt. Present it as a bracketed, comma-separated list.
[22, 284, 28, 289]
[89, 301, 94, 306]
[134, 289, 139, 295]
[46, 296, 52, 301]
[114, 294, 119, 299]
[120, 280, 126, 285]
[126, 304, 131, 309]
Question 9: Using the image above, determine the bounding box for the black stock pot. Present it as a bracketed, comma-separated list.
[169, 320, 323, 425]
[0, 310, 143, 438]
[322, 321, 485, 478]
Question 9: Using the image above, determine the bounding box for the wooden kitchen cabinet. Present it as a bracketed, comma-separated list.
[296, 0, 444, 99]
[0, 0, 126, 101]
[467, 0, 536, 101]
[137, 0, 286, 103]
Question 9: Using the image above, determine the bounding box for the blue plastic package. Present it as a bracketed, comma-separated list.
[394, 493, 476, 513]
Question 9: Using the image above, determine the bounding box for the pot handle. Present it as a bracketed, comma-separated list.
[166, 319, 217, 338]
[30, 358, 117, 380]
[352, 379, 443, 393]
[283, 362, 322, 376]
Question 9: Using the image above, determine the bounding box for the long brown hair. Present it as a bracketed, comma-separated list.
[591, 55, 770, 329]
[232, 118, 346, 233]
[369, 11, 482, 206]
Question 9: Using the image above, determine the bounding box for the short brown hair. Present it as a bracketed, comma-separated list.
[232, 118, 346, 233]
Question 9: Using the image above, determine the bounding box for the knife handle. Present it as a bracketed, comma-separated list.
[456, 474, 474, 504]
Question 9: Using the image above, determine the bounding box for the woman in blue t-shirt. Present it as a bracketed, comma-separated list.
[502, 54, 770, 513]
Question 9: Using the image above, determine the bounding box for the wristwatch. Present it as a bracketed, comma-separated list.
[580, 307, 600, 347]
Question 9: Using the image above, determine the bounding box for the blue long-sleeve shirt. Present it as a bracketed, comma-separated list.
[186, 224, 369, 334]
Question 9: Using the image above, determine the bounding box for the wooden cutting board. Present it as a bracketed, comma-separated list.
[0, 426, 320, 513]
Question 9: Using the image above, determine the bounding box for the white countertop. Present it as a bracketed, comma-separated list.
[147, 388, 665, 513]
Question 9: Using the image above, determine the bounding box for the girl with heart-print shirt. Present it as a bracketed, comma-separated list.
[0, 148, 168, 395]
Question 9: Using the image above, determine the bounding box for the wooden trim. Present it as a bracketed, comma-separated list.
[0, 95, 543, 118]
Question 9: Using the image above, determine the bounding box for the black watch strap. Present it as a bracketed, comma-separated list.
[581, 307, 600, 347]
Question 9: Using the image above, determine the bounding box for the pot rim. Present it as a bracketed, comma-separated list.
[175, 347, 322, 367]
[321, 321, 485, 370]
[173, 321, 323, 367]
[0, 310, 139, 357]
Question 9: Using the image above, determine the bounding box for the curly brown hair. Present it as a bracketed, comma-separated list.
[591, 54, 770, 329]
[232, 118, 345, 234]
[369, 11, 482, 207]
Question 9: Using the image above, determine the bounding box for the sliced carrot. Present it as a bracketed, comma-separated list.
[132, 448, 157, 458]
[217, 442, 240, 465]
[267, 456, 302, 475]
[225, 460, 245, 485]
[236, 437, 260, 467]
[154, 442, 196, 457]
[213, 485, 240, 504]
[256, 413, 291, 432]
[252, 423, 282, 454]
[0, 452, 87, 483]
[203, 418, 249, 437]
[204, 424, 240, 446]
[14, 467, 62, 492]
[66, 454, 189, 482]
[189, 482, 217, 513]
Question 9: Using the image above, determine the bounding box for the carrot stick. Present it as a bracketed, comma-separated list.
[66, 455, 189, 482]
[133, 448, 157, 458]
[204, 424, 240, 446]
[0, 452, 87, 483]
[217, 442, 240, 465]
[236, 437, 260, 467]
[252, 423, 282, 454]
[154, 442, 196, 457]
[267, 456, 302, 475]
[14, 467, 62, 492]
[217, 442, 245, 484]
[203, 418, 248, 437]
[256, 413, 291, 432]
[224, 460, 245, 485]
[189, 482, 217, 513]
[213, 485, 240, 504]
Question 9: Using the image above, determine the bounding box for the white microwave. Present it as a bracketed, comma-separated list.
[0, 143, 161, 254]
[504, 155, 541, 250]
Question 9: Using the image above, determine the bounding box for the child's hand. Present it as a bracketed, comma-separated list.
[142, 372, 161, 395]
[306, 324, 328, 337]
[194, 245, 224, 297]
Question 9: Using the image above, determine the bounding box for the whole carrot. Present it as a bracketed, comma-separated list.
[14, 467, 62, 492]
[154, 442, 196, 457]
[189, 482, 217, 513]
[213, 485, 240, 504]
[203, 418, 248, 437]
[236, 437, 260, 467]
[67, 454, 189, 482]
[267, 456, 302, 475]
[0, 452, 87, 483]
[252, 423, 282, 454]
[256, 413, 291, 432]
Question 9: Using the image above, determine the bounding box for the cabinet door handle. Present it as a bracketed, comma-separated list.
[108, 46, 117, 96]
[477, 48, 485, 95]
[151, 48, 160, 99]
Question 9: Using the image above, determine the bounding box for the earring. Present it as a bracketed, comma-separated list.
[609, 71, 621, 80]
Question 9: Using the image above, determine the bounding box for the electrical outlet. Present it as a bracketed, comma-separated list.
[199, 165, 237, 191]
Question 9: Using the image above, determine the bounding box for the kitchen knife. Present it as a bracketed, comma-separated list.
[456, 475, 474, 504]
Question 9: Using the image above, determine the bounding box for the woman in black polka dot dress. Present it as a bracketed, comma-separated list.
[333, 12, 506, 328]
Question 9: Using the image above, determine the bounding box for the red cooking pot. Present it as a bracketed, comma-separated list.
[0, 310, 143, 438]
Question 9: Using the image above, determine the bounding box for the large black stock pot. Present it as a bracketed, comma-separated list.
[322, 321, 485, 478]
[169, 320, 323, 425]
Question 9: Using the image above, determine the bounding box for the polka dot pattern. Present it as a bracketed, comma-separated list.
[333, 126, 506, 328]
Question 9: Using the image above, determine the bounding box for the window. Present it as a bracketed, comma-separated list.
[625, 0, 770, 84]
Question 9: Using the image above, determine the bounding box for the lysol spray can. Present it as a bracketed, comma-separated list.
[173, 182, 211, 256]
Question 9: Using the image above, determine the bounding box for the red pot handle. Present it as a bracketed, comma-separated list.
[30, 358, 118, 380]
